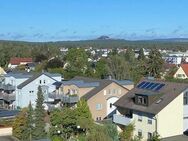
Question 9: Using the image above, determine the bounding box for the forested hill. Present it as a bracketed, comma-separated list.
[1, 38, 188, 50]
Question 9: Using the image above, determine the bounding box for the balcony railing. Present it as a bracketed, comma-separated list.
[62, 95, 79, 104]
[48, 92, 79, 103]
[48, 92, 64, 99]
[0, 84, 15, 91]
[113, 114, 132, 126]
[0, 93, 16, 102]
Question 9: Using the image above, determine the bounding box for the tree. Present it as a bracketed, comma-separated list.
[107, 55, 131, 80]
[23, 102, 34, 141]
[50, 109, 64, 141]
[64, 48, 88, 79]
[76, 99, 93, 133]
[87, 124, 113, 141]
[95, 58, 108, 79]
[46, 58, 64, 69]
[33, 86, 46, 139]
[104, 122, 119, 141]
[61, 108, 77, 139]
[147, 49, 164, 78]
[150, 132, 161, 141]
[137, 48, 145, 61]
[119, 124, 135, 141]
[12, 108, 27, 140]
[124, 49, 135, 63]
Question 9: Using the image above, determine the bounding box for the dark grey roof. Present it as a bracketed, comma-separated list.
[71, 76, 101, 82]
[114, 79, 188, 114]
[72, 76, 131, 100]
[5, 72, 33, 78]
[17, 72, 59, 89]
[112, 79, 134, 85]
[26, 62, 36, 67]
[61, 80, 99, 88]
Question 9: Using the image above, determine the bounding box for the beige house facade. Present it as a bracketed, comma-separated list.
[87, 82, 129, 120]
[57, 76, 134, 121]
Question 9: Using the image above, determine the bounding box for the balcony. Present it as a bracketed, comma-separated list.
[62, 95, 79, 104]
[0, 93, 15, 102]
[48, 92, 79, 103]
[113, 114, 132, 126]
[48, 92, 63, 99]
[0, 84, 15, 91]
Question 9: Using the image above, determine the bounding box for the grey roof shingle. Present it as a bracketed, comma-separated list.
[17, 72, 60, 89]
[114, 79, 188, 114]
[71, 76, 131, 100]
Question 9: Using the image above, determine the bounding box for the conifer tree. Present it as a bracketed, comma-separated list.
[76, 99, 93, 132]
[23, 102, 34, 141]
[33, 86, 46, 139]
[147, 49, 164, 78]
[12, 109, 27, 140]
[137, 48, 145, 61]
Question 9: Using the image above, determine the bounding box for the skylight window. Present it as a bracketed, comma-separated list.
[156, 98, 163, 104]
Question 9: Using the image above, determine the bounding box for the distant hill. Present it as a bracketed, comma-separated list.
[152, 38, 188, 42]
[0, 37, 188, 50]
[97, 35, 111, 40]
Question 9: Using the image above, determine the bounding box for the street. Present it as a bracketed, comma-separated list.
[0, 136, 16, 141]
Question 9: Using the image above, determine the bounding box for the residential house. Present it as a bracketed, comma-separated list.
[52, 76, 134, 121]
[16, 72, 61, 108]
[25, 63, 36, 72]
[8, 57, 33, 69]
[0, 67, 6, 75]
[173, 64, 188, 79]
[113, 78, 188, 140]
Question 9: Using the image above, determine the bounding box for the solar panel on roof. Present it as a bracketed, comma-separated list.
[145, 82, 155, 89]
[150, 83, 160, 90]
[137, 81, 146, 88]
[154, 84, 165, 91]
[140, 82, 150, 88]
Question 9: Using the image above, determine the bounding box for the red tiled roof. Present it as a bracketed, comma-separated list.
[180, 64, 188, 76]
[9, 57, 33, 65]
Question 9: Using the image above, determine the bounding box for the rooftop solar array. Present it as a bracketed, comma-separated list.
[137, 81, 165, 91]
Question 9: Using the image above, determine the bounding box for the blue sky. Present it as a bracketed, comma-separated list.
[0, 0, 188, 41]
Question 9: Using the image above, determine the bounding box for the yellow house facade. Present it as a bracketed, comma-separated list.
[114, 79, 188, 141]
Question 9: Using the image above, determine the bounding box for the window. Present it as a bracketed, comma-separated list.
[104, 90, 106, 95]
[138, 96, 146, 105]
[108, 89, 112, 95]
[138, 129, 142, 137]
[96, 117, 102, 121]
[148, 132, 152, 140]
[39, 80, 42, 84]
[110, 103, 113, 108]
[138, 114, 142, 122]
[118, 89, 121, 95]
[148, 117, 152, 124]
[113, 89, 116, 94]
[44, 80, 46, 84]
[96, 104, 102, 110]
[177, 74, 185, 78]
[184, 92, 188, 105]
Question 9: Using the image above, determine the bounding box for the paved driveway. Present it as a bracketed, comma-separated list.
[0, 136, 15, 141]
[162, 135, 188, 141]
